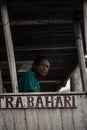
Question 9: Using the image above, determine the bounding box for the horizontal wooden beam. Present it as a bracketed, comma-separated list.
[0, 61, 73, 72]
[0, 92, 86, 95]
[0, 46, 76, 52]
[15, 46, 76, 51]
[39, 80, 61, 84]
[0, 19, 81, 26]
[3, 80, 61, 84]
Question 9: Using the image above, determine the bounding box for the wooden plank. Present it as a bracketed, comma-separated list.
[13, 109, 27, 130]
[0, 95, 77, 109]
[0, 46, 76, 52]
[0, 19, 75, 26]
[83, 0, 87, 53]
[82, 95, 87, 130]
[0, 94, 86, 130]
[49, 109, 62, 130]
[1, 5, 18, 93]
[0, 70, 3, 93]
[72, 95, 86, 130]
[0, 19, 75, 25]
[1, 109, 15, 130]
[25, 109, 38, 130]
[61, 109, 74, 130]
[0, 92, 86, 96]
[75, 23, 87, 91]
[37, 109, 52, 130]
[0, 110, 5, 130]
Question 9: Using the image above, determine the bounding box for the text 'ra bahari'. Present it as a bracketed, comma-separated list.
[0, 95, 77, 109]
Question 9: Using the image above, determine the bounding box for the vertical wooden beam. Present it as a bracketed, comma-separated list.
[1, 5, 18, 93]
[75, 23, 87, 91]
[83, 0, 87, 53]
[70, 66, 82, 92]
[0, 70, 3, 93]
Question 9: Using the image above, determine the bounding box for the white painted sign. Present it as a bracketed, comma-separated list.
[0, 95, 77, 109]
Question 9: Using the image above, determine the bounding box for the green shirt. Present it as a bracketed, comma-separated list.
[18, 71, 40, 92]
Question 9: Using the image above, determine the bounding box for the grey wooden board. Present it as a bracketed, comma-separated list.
[25, 109, 38, 130]
[0, 71, 3, 93]
[61, 109, 74, 130]
[49, 109, 62, 130]
[0, 95, 86, 130]
[0, 110, 5, 130]
[72, 95, 86, 130]
[82, 95, 87, 130]
[37, 109, 51, 130]
[2, 109, 15, 130]
[13, 109, 27, 130]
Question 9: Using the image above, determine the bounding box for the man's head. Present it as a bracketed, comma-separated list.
[32, 56, 51, 77]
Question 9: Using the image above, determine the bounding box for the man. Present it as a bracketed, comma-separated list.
[18, 56, 51, 92]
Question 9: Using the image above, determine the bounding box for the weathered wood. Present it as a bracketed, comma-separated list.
[61, 109, 74, 130]
[2, 109, 15, 130]
[83, 0, 87, 53]
[0, 46, 76, 52]
[0, 70, 3, 93]
[25, 109, 38, 130]
[0, 110, 5, 130]
[13, 110, 27, 130]
[82, 95, 87, 130]
[75, 23, 87, 91]
[0, 19, 76, 25]
[72, 96, 86, 130]
[0, 93, 86, 130]
[49, 109, 62, 130]
[1, 5, 18, 93]
[37, 110, 52, 130]
[70, 66, 82, 92]
[0, 95, 76, 109]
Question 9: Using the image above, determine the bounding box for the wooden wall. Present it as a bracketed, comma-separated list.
[0, 93, 87, 130]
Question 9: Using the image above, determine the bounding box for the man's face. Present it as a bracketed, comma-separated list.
[37, 59, 50, 77]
